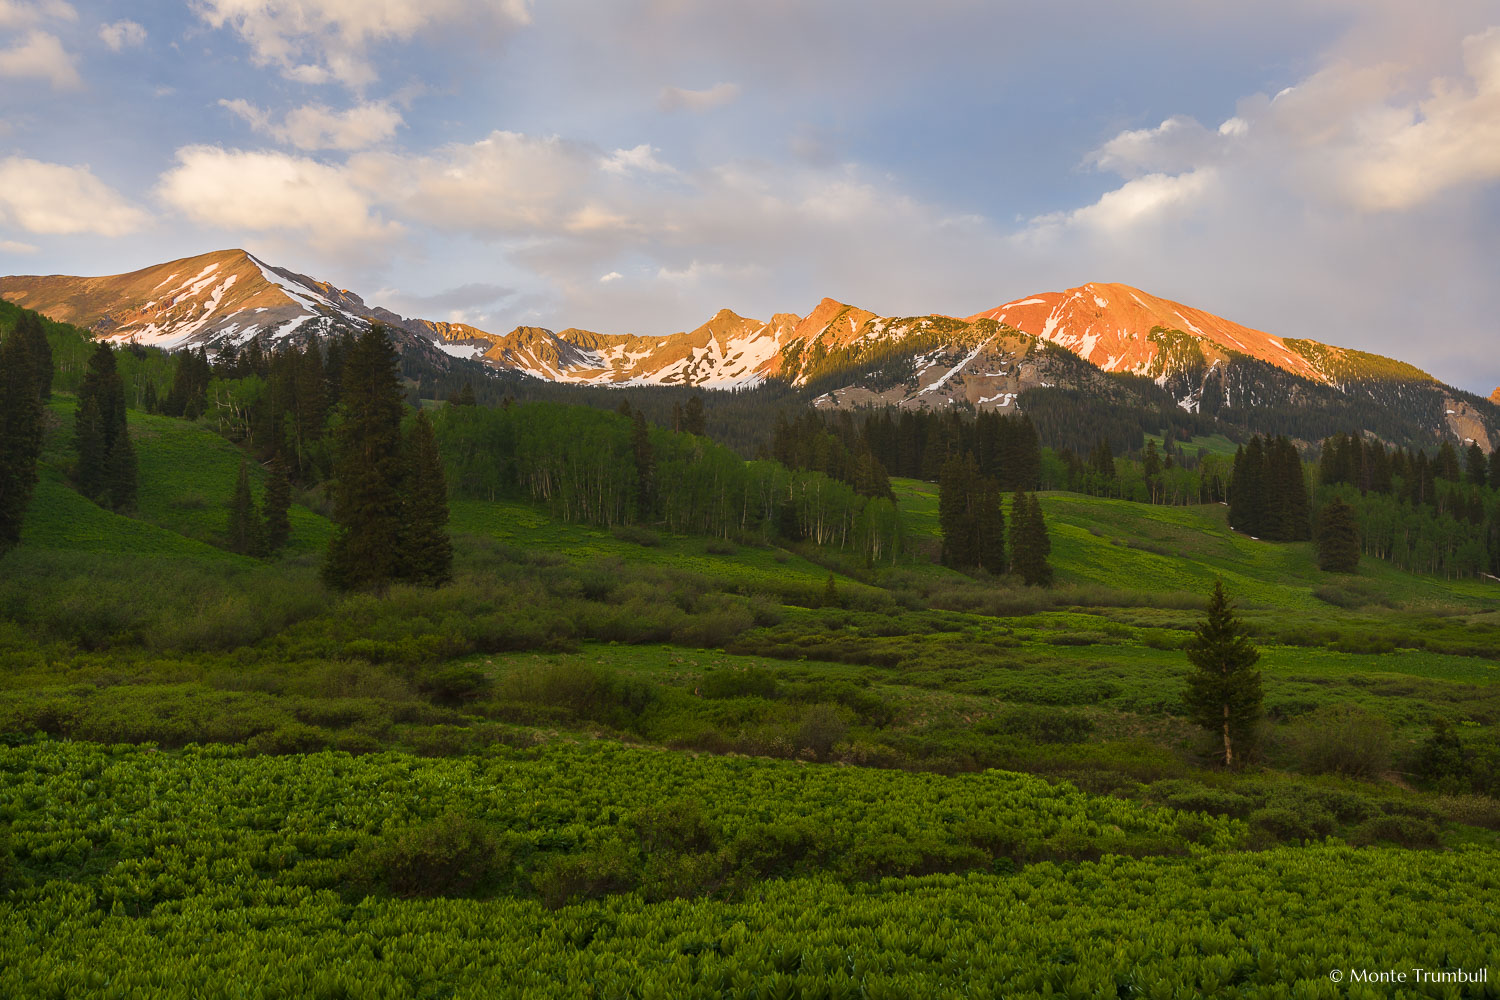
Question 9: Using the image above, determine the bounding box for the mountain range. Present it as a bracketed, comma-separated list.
[2, 248, 1496, 452]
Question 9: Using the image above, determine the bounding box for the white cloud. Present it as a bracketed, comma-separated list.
[220, 99, 403, 150]
[98, 19, 145, 51]
[0, 238, 39, 253]
[0, 157, 147, 235]
[0, 0, 75, 29]
[1031, 169, 1218, 237]
[1080, 24, 1500, 216]
[350, 130, 606, 234]
[598, 271, 622, 283]
[157, 146, 396, 249]
[659, 81, 741, 112]
[1336, 26, 1500, 210]
[193, 0, 532, 88]
[0, 30, 80, 88]
[601, 144, 676, 175]
[1087, 116, 1226, 178]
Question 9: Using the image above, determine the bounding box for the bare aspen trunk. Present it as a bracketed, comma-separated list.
[1222, 703, 1233, 768]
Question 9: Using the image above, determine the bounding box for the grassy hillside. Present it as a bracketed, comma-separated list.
[5, 385, 1500, 998]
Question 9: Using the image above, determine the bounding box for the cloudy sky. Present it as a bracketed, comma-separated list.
[1, 0, 1498, 394]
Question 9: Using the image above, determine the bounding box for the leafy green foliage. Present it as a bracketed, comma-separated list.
[1183, 581, 1262, 767]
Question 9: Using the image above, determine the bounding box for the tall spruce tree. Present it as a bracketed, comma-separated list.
[73, 343, 136, 510]
[1183, 579, 1262, 768]
[1010, 492, 1052, 586]
[1466, 443, 1488, 487]
[1316, 496, 1361, 572]
[263, 455, 292, 552]
[104, 429, 138, 512]
[398, 409, 453, 586]
[228, 460, 264, 555]
[16, 310, 52, 400]
[938, 454, 979, 568]
[0, 326, 45, 550]
[975, 479, 1006, 575]
[323, 325, 408, 590]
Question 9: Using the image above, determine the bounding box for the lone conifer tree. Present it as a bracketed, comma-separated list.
[323, 325, 407, 590]
[104, 429, 138, 512]
[398, 409, 453, 586]
[1009, 492, 1052, 585]
[74, 343, 134, 508]
[1316, 496, 1360, 572]
[1183, 579, 1262, 767]
[16, 310, 52, 400]
[0, 326, 45, 550]
[263, 455, 292, 552]
[228, 460, 264, 555]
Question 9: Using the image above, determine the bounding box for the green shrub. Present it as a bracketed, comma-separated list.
[532, 838, 636, 908]
[350, 813, 511, 898]
[609, 525, 660, 547]
[1295, 705, 1391, 779]
[418, 665, 494, 707]
[700, 667, 779, 700]
[1250, 805, 1335, 842]
[983, 707, 1095, 744]
[797, 703, 849, 760]
[630, 799, 720, 855]
[1350, 814, 1439, 847]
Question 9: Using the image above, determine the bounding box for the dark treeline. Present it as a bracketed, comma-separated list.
[1228, 436, 1311, 542]
[771, 410, 893, 499]
[1019, 381, 1218, 457]
[0, 310, 51, 551]
[436, 401, 905, 564]
[853, 409, 1042, 490]
[1315, 431, 1500, 579]
[934, 454, 1053, 585]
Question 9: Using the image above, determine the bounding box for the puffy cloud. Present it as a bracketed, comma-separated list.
[350, 131, 605, 234]
[1031, 169, 1219, 237]
[156, 146, 396, 249]
[192, 0, 532, 88]
[0, 29, 80, 88]
[0, 0, 74, 29]
[659, 82, 741, 112]
[598, 271, 622, 283]
[600, 144, 676, 175]
[0, 157, 147, 235]
[98, 19, 145, 51]
[220, 99, 403, 150]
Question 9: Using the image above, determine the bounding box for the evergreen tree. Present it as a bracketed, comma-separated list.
[398, 410, 453, 586]
[104, 429, 137, 512]
[1466, 443, 1488, 487]
[1316, 496, 1360, 572]
[458, 382, 477, 407]
[227, 460, 264, 555]
[822, 574, 839, 608]
[631, 409, 655, 520]
[1010, 493, 1052, 586]
[1436, 440, 1461, 482]
[15, 310, 52, 400]
[263, 455, 292, 552]
[323, 326, 408, 590]
[0, 327, 45, 550]
[683, 395, 706, 436]
[975, 479, 1006, 575]
[1182, 579, 1262, 768]
[75, 343, 129, 504]
[1492, 450, 1500, 496]
[938, 454, 978, 568]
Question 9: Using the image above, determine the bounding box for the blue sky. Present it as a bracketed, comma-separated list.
[2, 0, 1498, 395]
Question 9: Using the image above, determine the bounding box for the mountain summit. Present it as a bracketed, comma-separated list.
[3, 250, 1494, 450]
